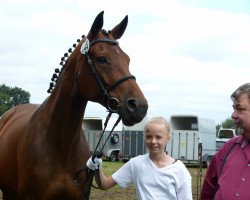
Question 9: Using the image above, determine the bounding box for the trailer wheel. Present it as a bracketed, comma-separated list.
[111, 133, 119, 144]
[109, 152, 117, 162]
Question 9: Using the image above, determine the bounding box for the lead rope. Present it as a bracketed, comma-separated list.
[73, 112, 122, 200]
[84, 114, 121, 200]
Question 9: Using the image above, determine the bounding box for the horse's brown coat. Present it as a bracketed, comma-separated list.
[0, 11, 148, 200]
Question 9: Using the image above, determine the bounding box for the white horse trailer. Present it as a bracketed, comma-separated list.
[167, 115, 217, 167]
[83, 117, 123, 161]
[120, 117, 147, 162]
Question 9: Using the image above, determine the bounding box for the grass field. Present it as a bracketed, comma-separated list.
[0, 161, 206, 200]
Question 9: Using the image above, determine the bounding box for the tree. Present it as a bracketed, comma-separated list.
[0, 84, 30, 116]
[216, 117, 235, 133]
[221, 118, 234, 128]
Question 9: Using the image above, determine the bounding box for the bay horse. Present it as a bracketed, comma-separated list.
[0, 11, 148, 200]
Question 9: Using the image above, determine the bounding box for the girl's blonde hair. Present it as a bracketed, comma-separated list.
[144, 116, 171, 137]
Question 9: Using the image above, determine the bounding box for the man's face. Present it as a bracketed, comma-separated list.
[232, 93, 250, 141]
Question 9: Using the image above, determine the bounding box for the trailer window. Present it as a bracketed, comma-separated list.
[171, 117, 198, 130]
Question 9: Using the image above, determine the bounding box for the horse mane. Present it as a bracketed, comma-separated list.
[47, 35, 85, 94]
[47, 29, 111, 94]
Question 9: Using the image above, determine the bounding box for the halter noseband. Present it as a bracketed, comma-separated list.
[80, 37, 136, 113]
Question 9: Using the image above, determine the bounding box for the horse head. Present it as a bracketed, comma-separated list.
[76, 11, 148, 126]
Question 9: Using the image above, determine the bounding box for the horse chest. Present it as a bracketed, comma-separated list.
[20, 173, 84, 200]
[43, 182, 82, 200]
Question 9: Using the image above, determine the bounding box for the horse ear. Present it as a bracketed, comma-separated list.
[88, 11, 104, 39]
[110, 15, 128, 40]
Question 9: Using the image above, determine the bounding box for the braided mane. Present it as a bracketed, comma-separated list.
[47, 35, 85, 93]
[47, 28, 112, 94]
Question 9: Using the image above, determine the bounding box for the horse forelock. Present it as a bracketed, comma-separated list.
[100, 29, 109, 37]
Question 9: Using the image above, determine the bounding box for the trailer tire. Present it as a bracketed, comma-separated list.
[111, 133, 119, 144]
[109, 152, 117, 162]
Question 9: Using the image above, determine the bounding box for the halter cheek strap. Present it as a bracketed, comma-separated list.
[80, 38, 136, 113]
[76, 38, 134, 200]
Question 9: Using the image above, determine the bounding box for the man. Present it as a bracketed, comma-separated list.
[201, 83, 250, 199]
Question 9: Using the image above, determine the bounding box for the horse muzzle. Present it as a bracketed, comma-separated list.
[117, 97, 148, 126]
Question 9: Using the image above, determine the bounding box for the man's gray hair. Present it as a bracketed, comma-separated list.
[231, 83, 250, 101]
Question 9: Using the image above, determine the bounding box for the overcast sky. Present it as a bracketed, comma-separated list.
[1, 0, 250, 125]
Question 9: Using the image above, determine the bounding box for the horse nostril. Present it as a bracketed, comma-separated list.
[126, 98, 139, 113]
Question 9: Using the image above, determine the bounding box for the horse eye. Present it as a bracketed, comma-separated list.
[96, 56, 107, 64]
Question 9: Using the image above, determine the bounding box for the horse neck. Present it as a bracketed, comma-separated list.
[41, 57, 87, 151]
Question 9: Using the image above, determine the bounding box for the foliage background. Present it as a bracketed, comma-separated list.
[0, 84, 30, 116]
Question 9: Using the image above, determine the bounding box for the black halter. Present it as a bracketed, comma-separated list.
[81, 37, 136, 113]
